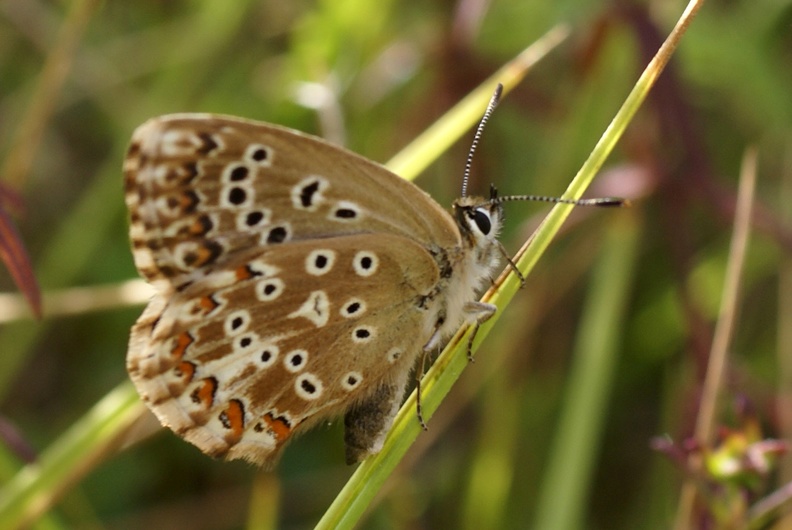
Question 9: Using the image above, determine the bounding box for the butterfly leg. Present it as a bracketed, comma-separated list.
[413, 319, 448, 431]
[463, 301, 497, 361]
[497, 241, 525, 287]
[414, 350, 430, 431]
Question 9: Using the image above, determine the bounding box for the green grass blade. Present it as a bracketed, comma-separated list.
[533, 213, 641, 529]
[317, 1, 705, 527]
[386, 24, 570, 181]
[0, 383, 144, 530]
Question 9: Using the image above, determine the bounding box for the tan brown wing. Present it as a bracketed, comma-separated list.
[127, 233, 440, 466]
[124, 114, 461, 287]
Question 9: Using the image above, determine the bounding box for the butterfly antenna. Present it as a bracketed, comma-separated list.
[494, 194, 630, 208]
[462, 83, 503, 198]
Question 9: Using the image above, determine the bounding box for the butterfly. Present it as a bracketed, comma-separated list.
[124, 85, 622, 467]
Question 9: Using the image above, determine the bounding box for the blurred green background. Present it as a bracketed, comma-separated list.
[1, 0, 791, 528]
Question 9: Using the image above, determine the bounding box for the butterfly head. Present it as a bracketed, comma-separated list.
[452, 185, 504, 250]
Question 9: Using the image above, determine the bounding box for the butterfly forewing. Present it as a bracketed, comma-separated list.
[125, 114, 460, 287]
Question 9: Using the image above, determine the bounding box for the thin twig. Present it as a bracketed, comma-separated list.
[673, 146, 759, 529]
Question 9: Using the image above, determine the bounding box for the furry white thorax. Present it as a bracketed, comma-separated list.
[422, 196, 504, 349]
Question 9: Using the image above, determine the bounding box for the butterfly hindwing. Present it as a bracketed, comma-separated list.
[127, 233, 441, 466]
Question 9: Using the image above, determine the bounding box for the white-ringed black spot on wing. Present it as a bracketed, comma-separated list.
[340, 298, 366, 318]
[299, 181, 319, 208]
[217, 175, 253, 208]
[227, 164, 250, 182]
[335, 209, 356, 219]
[291, 176, 328, 211]
[340, 371, 363, 391]
[330, 200, 362, 222]
[294, 373, 323, 400]
[244, 144, 272, 166]
[259, 344, 279, 368]
[235, 333, 258, 350]
[224, 310, 251, 335]
[226, 186, 249, 206]
[352, 251, 378, 277]
[284, 349, 308, 373]
[305, 249, 336, 276]
[221, 163, 249, 183]
[256, 278, 285, 301]
[352, 326, 375, 343]
[239, 209, 270, 230]
[264, 224, 290, 244]
[246, 211, 264, 225]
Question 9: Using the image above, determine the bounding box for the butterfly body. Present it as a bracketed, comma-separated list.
[125, 114, 502, 466]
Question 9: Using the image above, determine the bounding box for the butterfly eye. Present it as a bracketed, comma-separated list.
[470, 208, 492, 235]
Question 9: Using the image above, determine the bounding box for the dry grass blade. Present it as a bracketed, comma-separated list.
[673, 146, 759, 529]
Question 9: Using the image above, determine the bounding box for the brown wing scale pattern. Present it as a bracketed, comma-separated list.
[123, 114, 484, 466]
[128, 234, 441, 466]
[124, 115, 459, 287]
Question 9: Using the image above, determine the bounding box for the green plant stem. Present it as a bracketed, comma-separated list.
[386, 24, 569, 181]
[0, 383, 144, 530]
[533, 212, 640, 529]
[317, 0, 705, 526]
